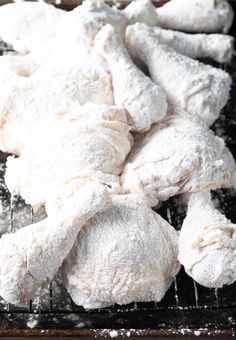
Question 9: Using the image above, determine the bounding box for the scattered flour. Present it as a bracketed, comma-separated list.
[109, 330, 118, 338]
[27, 315, 39, 329]
[194, 330, 201, 336]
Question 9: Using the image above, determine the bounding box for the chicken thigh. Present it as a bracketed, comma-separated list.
[121, 116, 236, 207]
[0, 1, 64, 52]
[179, 190, 236, 288]
[126, 24, 232, 126]
[5, 103, 131, 206]
[0, 181, 110, 306]
[94, 24, 167, 132]
[129, 23, 234, 64]
[0, 11, 113, 88]
[61, 194, 180, 309]
[156, 0, 234, 33]
[0, 51, 114, 155]
[0, 0, 127, 73]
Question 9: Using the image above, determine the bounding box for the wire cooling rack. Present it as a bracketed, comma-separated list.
[0, 0, 236, 337]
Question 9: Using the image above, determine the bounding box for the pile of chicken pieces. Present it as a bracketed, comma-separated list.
[0, 0, 236, 309]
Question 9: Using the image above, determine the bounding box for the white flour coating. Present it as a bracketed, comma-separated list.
[179, 191, 236, 288]
[61, 194, 180, 309]
[121, 116, 236, 207]
[94, 24, 167, 132]
[0, 25, 109, 83]
[0, 54, 37, 86]
[129, 23, 234, 64]
[0, 0, 126, 76]
[0, 1, 64, 52]
[9, 0, 126, 71]
[156, 0, 234, 33]
[0, 47, 54, 95]
[124, 0, 158, 26]
[0, 51, 114, 155]
[56, 0, 127, 48]
[5, 103, 131, 205]
[126, 24, 232, 127]
[0, 182, 110, 306]
[45, 172, 121, 216]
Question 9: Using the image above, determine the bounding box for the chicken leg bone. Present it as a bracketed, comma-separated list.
[0, 181, 110, 306]
[94, 24, 167, 132]
[179, 190, 236, 288]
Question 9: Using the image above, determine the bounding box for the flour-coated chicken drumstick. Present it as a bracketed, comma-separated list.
[156, 0, 234, 33]
[179, 190, 236, 288]
[94, 24, 167, 132]
[0, 182, 110, 306]
[126, 24, 232, 126]
[128, 23, 234, 64]
[122, 116, 236, 207]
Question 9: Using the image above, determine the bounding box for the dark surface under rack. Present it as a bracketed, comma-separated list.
[0, 1, 236, 338]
